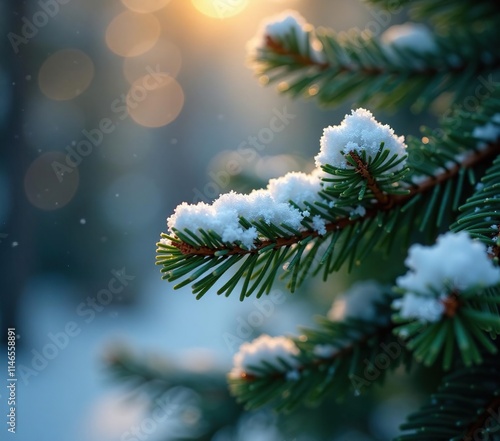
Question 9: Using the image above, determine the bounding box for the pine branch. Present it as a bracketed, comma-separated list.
[228, 293, 413, 412]
[365, 0, 500, 29]
[395, 352, 500, 441]
[252, 22, 500, 111]
[157, 140, 499, 299]
[392, 285, 500, 369]
[452, 153, 500, 260]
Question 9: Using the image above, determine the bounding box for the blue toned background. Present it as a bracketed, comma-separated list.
[0, 1, 426, 440]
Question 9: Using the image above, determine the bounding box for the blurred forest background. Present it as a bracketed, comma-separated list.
[0, 0, 438, 440]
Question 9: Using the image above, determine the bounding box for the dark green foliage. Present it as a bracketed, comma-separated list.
[149, 2, 500, 439]
[396, 352, 500, 441]
[392, 286, 500, 370]
[229, 292, 414, 412]
[253, 21, 500, 111]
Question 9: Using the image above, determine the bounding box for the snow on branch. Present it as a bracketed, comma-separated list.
[166, 108, 407, 251]
[315, 108, 407, 172]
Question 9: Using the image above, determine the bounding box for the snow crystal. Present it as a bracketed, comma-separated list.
[315, 108, 407, 173]
[473, 113, 500, 146]
[381, 23, 437, 55]
[352, 205, 367, 217]
[328, 280, 388, 322]
[392, 292, 444, 323]
[229, 334, 300, 378]
[396, 231, 500, 295]
[312, 215, 327, 235]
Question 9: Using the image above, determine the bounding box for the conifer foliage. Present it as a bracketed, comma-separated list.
[153, 0, 500, 438]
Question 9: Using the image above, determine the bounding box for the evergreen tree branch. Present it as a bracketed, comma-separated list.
[365, 0, 500, 29]
[395, 353, 500, 441]
[253, 23, 500, 110]
[452, 153, 500, 260]
[158, 140, 499, 298]
[228, 294, 414, 412]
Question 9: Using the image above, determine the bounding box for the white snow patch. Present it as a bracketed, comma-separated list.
[392, 292, 445, 323]
[473, 113, 500, 146]
[168, 190, 305, 249]
[352, 205, 367, 217]
[396, 231, 500, 294]
[229, 334, 300, 378]
[247, 10, 323, 65]
[315, 108, 407, 173]
[381, 23, 437, 61]
[268, 169, 324, 209]
[328, 280, 387, 322]
[312, 215, 327, 235]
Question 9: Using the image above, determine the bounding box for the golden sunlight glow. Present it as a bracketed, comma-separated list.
[126, 74, 184, 127]
[123, 40, 182, 84]
[191, 0, 248, 19]
[24, 152, 80, 210]
[121, 0, 172, 13]
[106, 11, 160, 57]
[38, 49, 94, 101]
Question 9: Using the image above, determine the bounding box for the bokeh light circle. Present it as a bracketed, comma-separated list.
[38, 49, 94, 101]
[126, 74, 184, 127]
[191, 0, 248, 18]
[123, 40, 182, 84]
[121, 0, 172, 13]
[106, 11, 161, 57]
[24, 152, 79, 210]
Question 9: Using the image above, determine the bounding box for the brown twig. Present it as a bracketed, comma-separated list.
[464, 396, 500, 440]
[265, 35, 329, 70]
[173, 142, 500, 257]
[349, 151, 391, 207]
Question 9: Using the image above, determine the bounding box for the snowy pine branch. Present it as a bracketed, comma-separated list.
[228, 284, 408, 412]
[452, 151, 500, 259]
[247, 10, 500, 111]
[157, 96, 500, 299]
[391, 232, 500, 369]
[366, 0, 500, 29]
